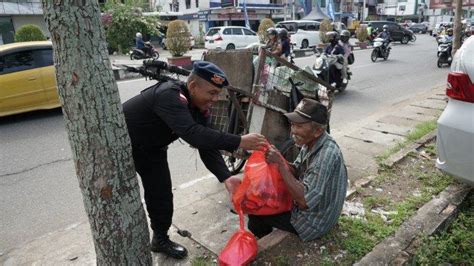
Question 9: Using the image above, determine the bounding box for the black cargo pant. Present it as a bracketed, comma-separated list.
[132, 145, 173, 236]
[248, 211, 298, 239]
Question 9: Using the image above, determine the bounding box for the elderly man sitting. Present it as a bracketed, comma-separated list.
[247, 98, 348, 241]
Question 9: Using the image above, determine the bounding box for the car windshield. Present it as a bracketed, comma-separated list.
[277, 23, 297, 33]
[206, 28, 220, 36]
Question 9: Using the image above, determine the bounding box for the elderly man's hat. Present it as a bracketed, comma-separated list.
[284, 98, 328, 125]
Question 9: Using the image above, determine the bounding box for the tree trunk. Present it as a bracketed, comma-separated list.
[453, 0, 463, 54]
[42, 1, 152, 265]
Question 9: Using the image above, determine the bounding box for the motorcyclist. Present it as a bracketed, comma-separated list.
[324, 31, 345, 87]
[135, 32, 150, 56]
[444, 28, 454, 57]
[278, 28, 291, 61]
[376, 25, 391, 53]
[338, 30, 352, 84]
[264, 27, 282, 56]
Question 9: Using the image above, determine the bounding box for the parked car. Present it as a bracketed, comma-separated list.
[0, 41, 60, 117]
[409, 23, 428, 34]
[204, 26, 259, 50]
[365, 21, 415, 44]
[276, 20, 321, 49]
[436, 36, 474, 186]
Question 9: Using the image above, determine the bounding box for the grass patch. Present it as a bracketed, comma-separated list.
[191, 256, 213, 266]
[412, 193, 474, 265]
[363, 195, 391, 210]
[375, 120, 437, 166]
[272, 255, 290, 265]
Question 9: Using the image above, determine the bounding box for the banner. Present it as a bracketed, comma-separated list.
[430, 0, 474, 8]
[327, 0, 335, 20]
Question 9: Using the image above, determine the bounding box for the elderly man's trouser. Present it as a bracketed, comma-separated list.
[132, 145, 173, 235]
[248, 212, 298, 238]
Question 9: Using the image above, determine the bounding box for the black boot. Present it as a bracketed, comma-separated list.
[151, 234, 188, 259]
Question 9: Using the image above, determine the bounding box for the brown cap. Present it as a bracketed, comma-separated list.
[284, 98, 328, 124]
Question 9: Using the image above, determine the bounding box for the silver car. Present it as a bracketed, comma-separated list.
[436, 36, 474, 186]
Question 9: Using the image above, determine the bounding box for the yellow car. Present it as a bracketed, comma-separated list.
[0, 41, 60, 117]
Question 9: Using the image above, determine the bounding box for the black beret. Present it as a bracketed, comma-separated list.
[192, 60, 229, 89]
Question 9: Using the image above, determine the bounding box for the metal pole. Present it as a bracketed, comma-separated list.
[292, 0, 296, 20]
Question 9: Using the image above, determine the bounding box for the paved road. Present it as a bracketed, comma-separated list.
[0, 34, 449, 254]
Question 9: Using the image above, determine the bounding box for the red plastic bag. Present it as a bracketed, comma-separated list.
[218, 228, 257, 266]
[232, 146, 293, 215]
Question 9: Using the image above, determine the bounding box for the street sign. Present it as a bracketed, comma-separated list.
[221, 0, 236, 8]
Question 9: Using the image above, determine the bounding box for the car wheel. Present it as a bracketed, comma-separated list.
[130, 53, 134, 60]
[401, 35, 409, 44]
[301, 39, 309, 49]
[226, 43, 235, 50]
[371, 49, 378, 62]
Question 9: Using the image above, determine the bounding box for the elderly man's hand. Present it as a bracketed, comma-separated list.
[224, 175, 241, 198]
[265, 145, 285, 166]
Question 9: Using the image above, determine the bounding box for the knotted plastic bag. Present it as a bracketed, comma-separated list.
[232, 146, 293, 215]
[218, 207, 258, 266]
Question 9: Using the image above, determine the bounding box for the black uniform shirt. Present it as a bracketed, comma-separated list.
[123, 81, 241, 182]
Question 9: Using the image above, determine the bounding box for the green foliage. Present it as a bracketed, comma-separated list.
[272, 255, 290, 265]
[14, 24, 46, 42]
[166, 20, 191, 57]
[356, 25, 368, 43]
[257, 18, 275, 43]
[102, 4, 160, 54]
[319, 19, 333, 44]
[413, 194, 474, 265]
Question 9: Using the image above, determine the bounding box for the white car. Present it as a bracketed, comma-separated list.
[436, 36, 474, 186]
[276, 20, 321, 49]
[205, 26, 259, 50]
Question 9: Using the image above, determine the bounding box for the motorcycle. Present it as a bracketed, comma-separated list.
[437, 41, 452, 68]
[129, 42, 159, 60]
[313, 52, 350, 92]
[371, 38, 391, 62]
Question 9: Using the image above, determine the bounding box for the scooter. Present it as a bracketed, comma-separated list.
[437, 41, 452, 68]
[313, 53, 350, 92]
[371, 38, 391, 62]
[130, 42, 159, 60]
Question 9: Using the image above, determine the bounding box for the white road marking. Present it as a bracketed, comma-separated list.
[117, 78, 146, 84]
[178, 173, 215, 189]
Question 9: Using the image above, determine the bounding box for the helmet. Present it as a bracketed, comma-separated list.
[383, 25, 389, 30]
[368, 23, 373, 27]
[340, 30, 350, 42]
[326, 31, 339, 42]
[136, 32, 142, 38]
[266, 27, 277, 36]
[278, 28, 288, 38]
[447, 28, 453, 35]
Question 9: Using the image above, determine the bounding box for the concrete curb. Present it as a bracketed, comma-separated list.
[380, 131, 438, 169]
[355, 183, 472, 265]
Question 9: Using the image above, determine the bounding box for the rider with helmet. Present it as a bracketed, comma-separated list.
[265, 27, 282, 56]
[278, 28, 291, 61]
[376, 25, 391, 52]
[338, 30, 352, 84]
[324, 31, 345, 87]
[135, 32, 151, 56]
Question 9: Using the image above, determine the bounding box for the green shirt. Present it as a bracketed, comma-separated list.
[290, 132, 348, 241]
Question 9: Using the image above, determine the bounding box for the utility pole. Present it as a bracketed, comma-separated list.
[362, 0, 366, 22]
[453, 0, 463, 54]
[292, 0, 296, 20]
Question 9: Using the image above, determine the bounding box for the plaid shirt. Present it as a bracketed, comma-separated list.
[290, 132, 348, 241]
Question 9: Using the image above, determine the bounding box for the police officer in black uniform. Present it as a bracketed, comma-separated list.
[123, 61, 265, 259]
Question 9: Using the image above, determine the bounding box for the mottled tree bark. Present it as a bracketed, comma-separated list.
[42, 1, 152, 264]
[453, 0, 463, 54]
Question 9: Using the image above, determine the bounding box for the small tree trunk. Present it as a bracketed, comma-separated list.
[42, 1, 152, 264]
[453, 0, 463, 54]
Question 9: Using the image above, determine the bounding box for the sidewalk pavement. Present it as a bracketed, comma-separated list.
[0, 84, 448, 265]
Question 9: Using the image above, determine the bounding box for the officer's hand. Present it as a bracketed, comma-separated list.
[265, 145, 285, 166]
[239, 133, 266, 151]
[224, 176, 241, 197]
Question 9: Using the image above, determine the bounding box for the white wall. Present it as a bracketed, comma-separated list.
[157, 0, 210, 12]
[12, 15, 50, 38]
[383, 0, 417, 16]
